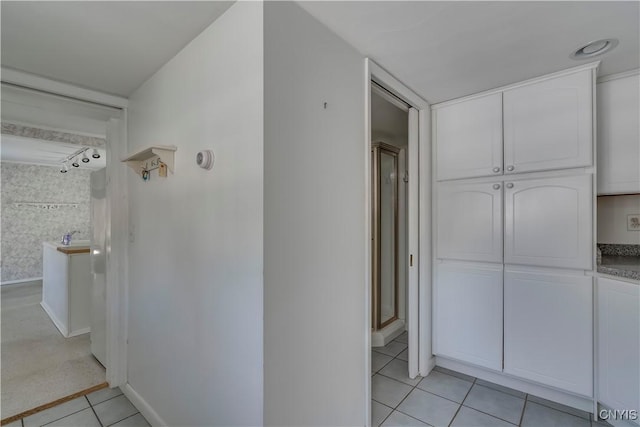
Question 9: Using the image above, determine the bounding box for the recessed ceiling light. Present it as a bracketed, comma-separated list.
[571, 39, 618, 60]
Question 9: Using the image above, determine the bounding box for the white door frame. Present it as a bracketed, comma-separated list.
[1, 68, 130, 388]
[364, 59, 432, 424]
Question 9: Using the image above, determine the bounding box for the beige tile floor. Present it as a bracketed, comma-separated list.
[372, 331, 612, 427]
[6, 387, 149, 427]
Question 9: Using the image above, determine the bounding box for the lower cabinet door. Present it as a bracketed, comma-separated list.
[504, 269, 593, 396]
[434, 262, 503, 371]
[598, 277, 640, 414]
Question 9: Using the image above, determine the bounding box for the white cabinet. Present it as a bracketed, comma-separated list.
[436, 181, 503, 263]
[598, 277, 640, 415]
[41, 242, 92, 337]
[437, 174, 592, 269]
[504, 174, 592, 270]
[597, 74, 640, 195]
[435, 93, 503, 181]
[503, 70, 593, 174]
[434, 262, 503, 371]
[504, 269, 593, 396]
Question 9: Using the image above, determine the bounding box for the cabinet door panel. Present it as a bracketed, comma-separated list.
[504, 174, 592, 269]
[437, 181, 503, 263]
[597, 75, 640, 195]
[504, 70, 592, 174]
[434, 262, 503, 371]
[504, 269, 593, 396]
[598, 277, 640, 413]
[436, 93, 503, 180]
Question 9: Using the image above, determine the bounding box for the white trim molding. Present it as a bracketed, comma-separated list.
[365, 59, 433, 427]
[1, 67, 128, 109]
[597, 68, 640, 84]
[1, 276, 43, 286]
[122, 383, 166, 427]
[432, 61, 600, 109]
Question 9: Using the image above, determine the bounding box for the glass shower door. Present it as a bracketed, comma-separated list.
[372, 143, 399, 330]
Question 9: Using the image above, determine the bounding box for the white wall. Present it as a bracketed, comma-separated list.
[264, 2, 366, 425]
[125, 3, 263, 425]
[597, 195, 640, 245]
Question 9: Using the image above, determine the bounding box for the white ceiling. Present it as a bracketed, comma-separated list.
[1, 2, 637, 104]
[299, 1, 640, 104]
[1, 1, 234, 97]
[1, 134, 106, 170]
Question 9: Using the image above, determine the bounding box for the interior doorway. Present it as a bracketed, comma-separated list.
[0, 82, 122, 422]
[366, 59, 432, 426]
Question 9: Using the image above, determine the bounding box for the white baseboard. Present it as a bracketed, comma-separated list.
[122, 383, 167, 427]
[68, 327, 90, 337]
[436, 356, 595, 414]
[1, 277, 43, 286]
[372, 319, 405, 347]
[40, 301, 68, 337]
[424, 356, 436, 376]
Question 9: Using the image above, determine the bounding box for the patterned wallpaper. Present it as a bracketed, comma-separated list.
[1, 162, 91, 282]
[1, 123, 106, 147]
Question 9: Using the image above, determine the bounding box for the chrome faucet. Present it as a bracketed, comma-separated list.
[61, 230, 80, 246]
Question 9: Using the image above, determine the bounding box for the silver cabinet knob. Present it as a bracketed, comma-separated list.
[493, 167, 501, 173]
[507, 165, 515, 171]
[506, 183, 514, 189]
[493, 184, 501, 190]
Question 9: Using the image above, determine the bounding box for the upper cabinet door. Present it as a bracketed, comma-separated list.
[436, 93, 503, 181]
[597, 74, 640, 195]
[437, 181, 503, 263]
[504, 174, 592, 269]
[503, 70, 593, 174]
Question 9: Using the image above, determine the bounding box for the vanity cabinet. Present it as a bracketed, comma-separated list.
[434, 262, 503, 371]
[597, 276, 640, 414]
[42, 242, 91, 337]
[435, 93, 503, 181]
[504, 174, 592, 269]
[504, 269, 593, 396]
[434, 68, 594, 181]
[436, 181, 503, 263]
[597, 73, 640, 195]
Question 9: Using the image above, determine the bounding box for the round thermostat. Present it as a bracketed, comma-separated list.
[196, 150, 214, 170]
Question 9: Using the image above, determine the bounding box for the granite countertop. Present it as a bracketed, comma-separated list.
[597, 244, 640, 281]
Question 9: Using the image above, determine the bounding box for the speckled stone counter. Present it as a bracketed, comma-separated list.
[597, 244, 640, 281]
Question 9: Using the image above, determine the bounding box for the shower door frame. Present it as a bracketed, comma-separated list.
[371, 142, 401, 331]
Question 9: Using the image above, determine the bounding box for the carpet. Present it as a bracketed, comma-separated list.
[1, 281, 106, 419]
